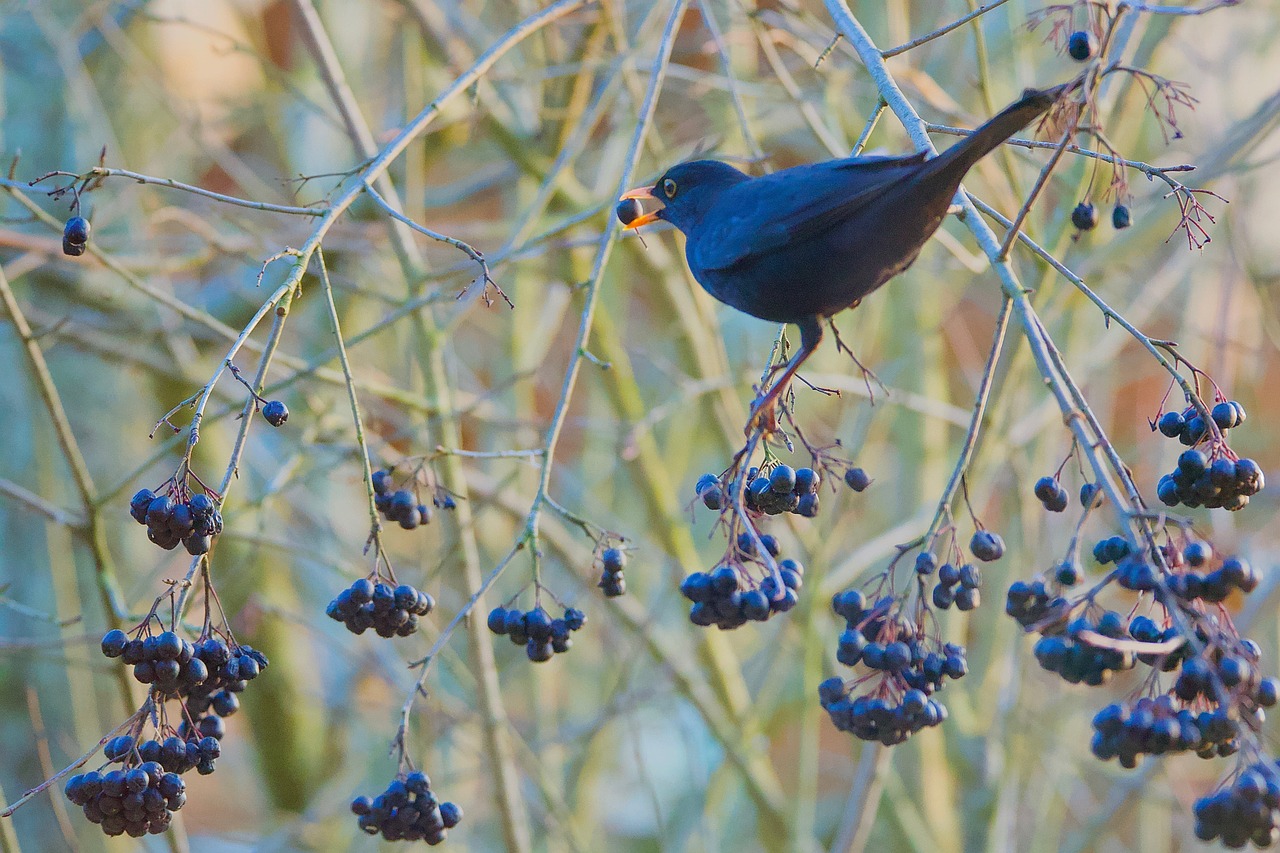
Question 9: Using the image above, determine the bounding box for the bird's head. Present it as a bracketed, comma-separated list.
[619, 160, 749, 234]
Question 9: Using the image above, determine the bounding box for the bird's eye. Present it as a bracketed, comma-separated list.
[662, 178, 678, 198]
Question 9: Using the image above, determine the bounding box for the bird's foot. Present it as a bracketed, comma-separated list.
[745, 392, 781, 437]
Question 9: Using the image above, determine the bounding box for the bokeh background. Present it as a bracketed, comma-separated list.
[1, 0, 1279, 851]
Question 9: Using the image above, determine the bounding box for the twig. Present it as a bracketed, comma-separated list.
[997, 124, 1076, 259]
[362, 182, 508, 307]
[0, 703, 149, 817]
[967, 195, 1220, 438]
[881, 0, 1016, 58]
[1117, 0, 1239, 15]
[63, 168, 324, 216]
[924, 124, 1195, 185]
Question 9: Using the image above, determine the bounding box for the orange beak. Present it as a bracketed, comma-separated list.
[618, 185, 663, 229]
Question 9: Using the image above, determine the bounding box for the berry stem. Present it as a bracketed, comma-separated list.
[315, 248, 388, 563]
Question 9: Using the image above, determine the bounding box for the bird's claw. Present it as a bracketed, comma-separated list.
[745, 394, 780, 437]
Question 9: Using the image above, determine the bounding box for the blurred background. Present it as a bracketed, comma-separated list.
[1, 0, 1279, 851]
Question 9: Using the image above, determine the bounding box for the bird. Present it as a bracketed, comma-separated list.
[619, 83, 1068, 431]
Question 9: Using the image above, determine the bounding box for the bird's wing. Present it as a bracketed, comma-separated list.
[690, 152, 929, 272]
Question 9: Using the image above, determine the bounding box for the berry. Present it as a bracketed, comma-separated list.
[600, 574, 626, 597]
[261, 400, 289, 427]
[1184, 541, 1212, 567]
[843, 467, 871, 492]
[1034, 476, 1069, 512]
[769, 465, 796, 493]
[616, 198, 643, 226]
[793, 468, 820, 494]
[954, 586, 979, 611]
[1111, 204, 1131, 229]
[1157, 410, 1185, 438]
[101, 629, 128, 658]
[969, 530, 1005, 562]
[600, 548, 626, 574]
[63, 216, 91, 256]
[1071, 202, 1099, 231]
[1211, 401, 1239, 430]
[1067, 30, 1096, 61]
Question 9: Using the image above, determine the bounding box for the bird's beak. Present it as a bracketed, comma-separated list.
[618, 185, 663, 229]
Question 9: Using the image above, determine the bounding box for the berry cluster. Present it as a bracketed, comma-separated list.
[101, 629, 265, 710]
[63, 747, 191, 838]
[923, 556, 981, 611]
[1156, 447, 1263, 512]
[1194, 764, 1280, 848]
[1157, 400, 1247, 447]
[1089, 624, 1276, 767]
[1034, 476, 1071, 512]
[63, 215, 90, 256]
[1071, 201, 1131, 232]
[180, 639, 266, 743]
[486, 604, 586, 662]
[696, 465, 822, 518]
[1004, 516, 1280, 845]
[597, 547, 627, 598]
[107, 732, 220, 777]
[822, 590, 967, 744]
[680, 533, 802, 629]
[1164, 552, 1259, 602]
[1092, 696, 1238, 767]
[326, 578, 435, 638]
[1033, 610, 1137, 686]
[1005, 578, 1068, 630]
[1151, 400, 1263, 511]
[129, 488, 222, 555]
[372, 469, 455, 530]
[351, 772, 462, 844]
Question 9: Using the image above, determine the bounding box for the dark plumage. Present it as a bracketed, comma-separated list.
[620, 84, 1066, 428]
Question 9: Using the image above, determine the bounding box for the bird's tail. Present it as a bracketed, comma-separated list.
[919, 83, 1069, 182]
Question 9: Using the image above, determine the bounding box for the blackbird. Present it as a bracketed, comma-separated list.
[620, 84, 1066, 429]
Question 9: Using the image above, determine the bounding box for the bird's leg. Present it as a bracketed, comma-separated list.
[828, 317, 887, 404]
[747, 316, 822, 435]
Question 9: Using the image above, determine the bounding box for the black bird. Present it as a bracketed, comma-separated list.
[620, 84, 1067, 429]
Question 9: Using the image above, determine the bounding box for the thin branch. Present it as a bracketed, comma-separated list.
[924, 124, 1195, 187]
[28, 169, 325, 216]
[1117, 0, 1239, 14]
[0, 703, 150, 817]
[881, 0, 1016, 58]
[361, 182, 508, 307]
